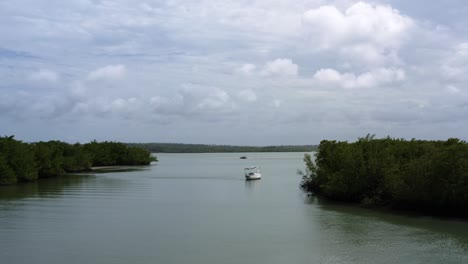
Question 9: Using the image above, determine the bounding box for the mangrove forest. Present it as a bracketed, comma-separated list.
[0, 136, 157, 185]
[127, 143, 317, 153]
[301, 135, 468, 217]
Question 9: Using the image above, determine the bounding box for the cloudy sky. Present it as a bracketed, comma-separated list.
[1, 0, 468, 145]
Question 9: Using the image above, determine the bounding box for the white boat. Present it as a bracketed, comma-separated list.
[244, 166, 262, 180]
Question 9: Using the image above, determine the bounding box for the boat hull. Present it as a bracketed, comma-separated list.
[245, 173, 262, 180]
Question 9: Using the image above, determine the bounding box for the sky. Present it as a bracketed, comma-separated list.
[1, 0, 468, 145]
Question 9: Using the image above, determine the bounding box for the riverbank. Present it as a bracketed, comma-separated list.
[0, 136, 157, 185]
[301, 135, 468, 218]
[90, 165, 151, 173]
[306, 193, 468, 220]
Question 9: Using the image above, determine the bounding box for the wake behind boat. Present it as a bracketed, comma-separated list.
[245, 166, 262, 180]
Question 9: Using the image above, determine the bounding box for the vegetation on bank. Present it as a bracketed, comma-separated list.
[0, 136, 157, 185]
[127, 143, 317, 153]
[300, 135, 468, 217]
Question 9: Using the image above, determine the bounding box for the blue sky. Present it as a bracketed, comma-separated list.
[1, 0, 468, 145]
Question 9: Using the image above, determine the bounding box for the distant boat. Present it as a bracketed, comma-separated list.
[245, 166, 261, 180]
[240, 156, 247, 159]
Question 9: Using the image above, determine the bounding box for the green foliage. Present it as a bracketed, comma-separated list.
[83, 141, 157, 166]
[62, 143, 93, 172]
[34, 141, 66, 177]
[127, 143, 317, 153]
[0, 136, 157, 185]
[124, 146, 157, 165]
[0, 154, 16, 185]
[301, 135, 468, 216]
[0, 136, 37, 183]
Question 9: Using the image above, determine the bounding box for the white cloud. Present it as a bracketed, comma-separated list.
[237, 64, 257, 75]
[103, 97, 142, 117]
[29, 69, 59, 83]
[313, 69, 342, 83]
[261, 58, 298, 76]
[69, 81, 88, 99]
[196, 88, 230, 110]
[302, 2, 414, 49]
[87, 64, 126, 81]
[161, 0, 302, 38]
[5, 0, 468, 144]
[446, 85, 460, 94]
[238, 89, 257, 102]
[302, 2, 414, 65]
[149, 84, 234, 118]
[339, 43, 402, 65]
[442, 42, 468, 80]
[236, 59, 299, 77]
[457, 43, 468, 56]
[313, 67, 405, 89]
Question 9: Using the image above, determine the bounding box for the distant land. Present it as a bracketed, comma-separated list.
[126, 143, 317, 153]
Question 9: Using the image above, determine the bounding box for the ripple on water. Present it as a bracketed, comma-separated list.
[0, 153, 468, 264]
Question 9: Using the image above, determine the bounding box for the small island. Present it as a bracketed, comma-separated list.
[0, 136, 157, 185]
[300, 135, 468, 218]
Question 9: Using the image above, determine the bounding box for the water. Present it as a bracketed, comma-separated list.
[1, 152, 468, 264]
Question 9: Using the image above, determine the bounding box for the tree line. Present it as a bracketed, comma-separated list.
[0, 136, 157, 185]
[300, 135, 468, 217]
[127, 143, 317, 153]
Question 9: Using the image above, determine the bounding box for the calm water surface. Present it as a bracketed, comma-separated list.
[1, 152, 468, 264]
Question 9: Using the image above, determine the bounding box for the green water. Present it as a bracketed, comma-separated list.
[1, 152, 468, 263]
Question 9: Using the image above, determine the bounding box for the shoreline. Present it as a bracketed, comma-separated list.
[87, 165, 152, 173]
[305, 193, 468, 221]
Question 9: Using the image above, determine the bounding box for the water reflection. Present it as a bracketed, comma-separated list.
[244, 179, 260, 192]
[296, 196, 468, 263]
[0, 172, 132, 202]
[310, 197, 468, 248]
[87, 166, 150, 173]
[0, 174, 94, 200]
[1, 152, 468, 264]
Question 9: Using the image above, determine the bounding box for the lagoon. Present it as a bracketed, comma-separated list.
[1, 152, 468, 263]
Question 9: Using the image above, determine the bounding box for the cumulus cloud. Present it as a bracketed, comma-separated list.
[76, 97, 145, 119]
[237, 64, 257, 75]
[261, 58, 298, 76]
[302, 2, 414, 49]
[149, 84, 235, 118]
[1, 90, 81, 120]
[313, 68, 405, 89]
[29, 69, 59, 83]
[302, 2, 414, 65]
[3, 0, 468, 144]
[236, 59, 299, 77]
[196, 88, 230, 110]
[87, 64, 126, 81]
